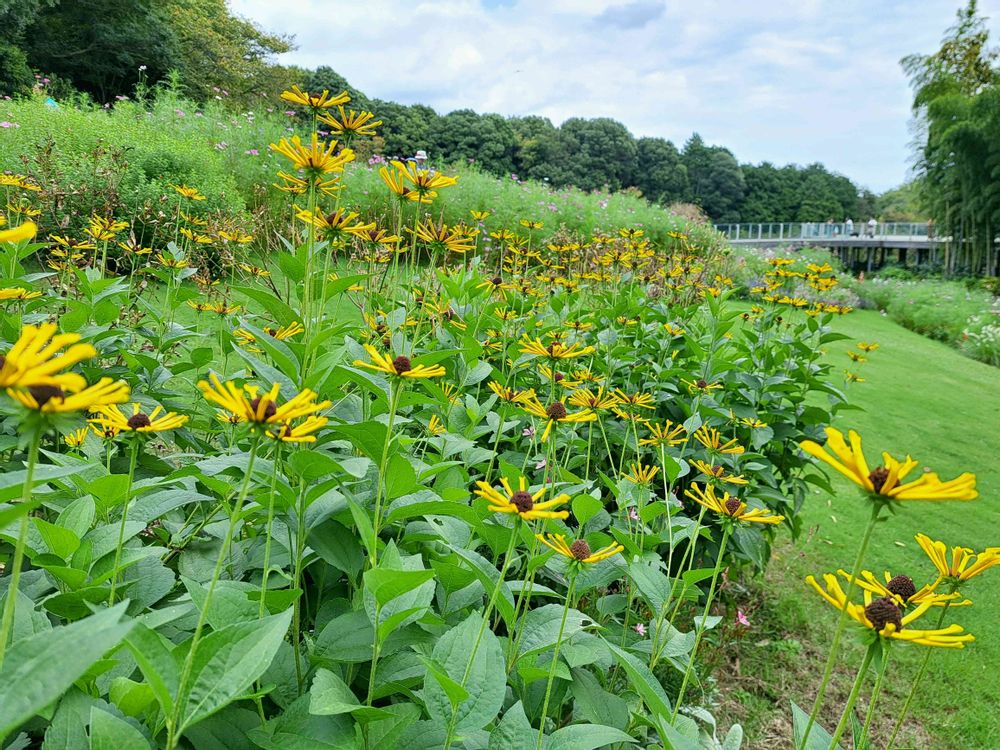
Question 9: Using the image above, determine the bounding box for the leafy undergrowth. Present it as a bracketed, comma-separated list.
[715, 309, 1000, 749]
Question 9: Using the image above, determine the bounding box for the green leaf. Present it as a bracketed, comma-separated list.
[178, 609, 292, 733]
[515, 604, 592, 661]
[791, 701, 843, 750]
[423, 613, 505, 733]
[88, 706, 150, 750]
[363, 568, 436, 608]
[33, 518, 81, 560]
[545, 724, 636, 750]
[627, 561, 672, 612]
[0, 604, 134, 739]
[570, 668, 630, 731]
[312, 610, 374, 665]
[309, 668, 390, 722]
[233, 286, 299, 329]
[124, 625, 178, 717]
[108, 678, 155, 719]
[605, 643, 672, 721]
[571, 495, 603, 527]
[488, 701, 535, 750]
[0, 464, 98, 525]
[721, 723, 744, 750]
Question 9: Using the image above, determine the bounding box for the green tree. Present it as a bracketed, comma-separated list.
[682, 134, 745, 222]
[433, 109, 516, 175]
[557, 117, 637, 191]
[23, 0, 176, 101]
[634, 136, 688, 205]
[305, 65, 370, 109]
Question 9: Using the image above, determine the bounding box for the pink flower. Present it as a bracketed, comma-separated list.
[628, 507, 639, 521]
[245, 149, 259, 156]
[0, 121, 16, 128]
[736, 609, 750, 627]
[534, 458, 546, 470]
[522, 425, 535, 438]
[634, 623, 646, 636]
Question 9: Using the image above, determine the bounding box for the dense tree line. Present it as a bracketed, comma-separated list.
[0, 0, 875, 223]
[905, 0, 1000, 275]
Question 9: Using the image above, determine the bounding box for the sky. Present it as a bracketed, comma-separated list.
[230, 0, 1000, 192]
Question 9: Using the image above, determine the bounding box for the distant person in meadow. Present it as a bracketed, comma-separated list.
[927, 218, 935, 240]
[845, 217, 854, 235]
[414, 149, 428, 168]
[866, 217, 877, 237]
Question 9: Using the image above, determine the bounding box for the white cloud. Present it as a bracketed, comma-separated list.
[230, 0, 1000, 190]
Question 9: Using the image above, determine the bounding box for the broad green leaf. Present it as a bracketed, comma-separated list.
[572, 495, 603, 526]
[124, 625, 178, 717]
[88, 706, 150, 750]
[545, 724, 636, 750]
[312, 610, 374, 665]
[309, 668, 390, 722]
[423, 613, 505, 733]
[362, 568, 436, 608]
[178, 609, 292, 733]
[515, 604, 592, 661]
[488, 701, 534, 750]
[791, 701, 843, 750]
[365, 703, 421, 750]
[627, 561, 672, 612]
[0, 604, 134, 739]
[605, 643, 672, 721]
[570, 668, 630, 731]
[109, 678, 155, 719]
[418, 656, 469, 708]
[721, 723, 744, 750]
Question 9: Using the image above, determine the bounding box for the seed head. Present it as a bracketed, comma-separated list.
[249, 396, 277, 420]
[724, 497, 742, 516]
[510, 490, 534, 514]
[569, 539, 592, 560]
[885, 574, 917, 602]
[28, 384, 64, 406]
[127, 412, 152, 430]
[546, 402, 567, 420]
[869, 466, 890, 494]
[392, 355, 412, 374]
[864, 597, 903, 632]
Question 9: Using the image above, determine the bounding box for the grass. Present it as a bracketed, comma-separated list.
[719, 308, 1000, 749]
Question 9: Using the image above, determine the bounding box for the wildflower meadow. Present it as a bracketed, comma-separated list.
[0, 83, 994, 750]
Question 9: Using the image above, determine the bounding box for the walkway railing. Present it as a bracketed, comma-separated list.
[713, 222, 933, 242]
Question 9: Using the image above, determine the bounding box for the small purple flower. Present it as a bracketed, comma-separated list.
[634, 623, 646, 636]
[522, 425, 535, 438]
[214, 141, 228, 151]
[628, 507, 639, 521]
[737, 610, 750, 627]
[0, 121, 16, 128]
[534, 458, 546, 470]
[245, 148, 259, 156]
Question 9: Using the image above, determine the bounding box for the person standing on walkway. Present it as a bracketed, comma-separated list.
[845, 217, 854, 236]
[866, 217, 877, 238]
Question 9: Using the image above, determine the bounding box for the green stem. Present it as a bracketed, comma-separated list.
[108, 439, 141, 605]
[370, 382, 402, 568]
[799, 502, 882, 749]
[291, 478, 308, 693]
[0, 427, 42, 668]
[885, 597, 953, 749]
[828, 643, 877, 749]
[258, 444, 282, 618]
[167, 435, 261, 750]
[859, 641, 892, 747]
[536, 574, 577, 749]
[671, 524, 731, 717]
[443, 523, 519, 750]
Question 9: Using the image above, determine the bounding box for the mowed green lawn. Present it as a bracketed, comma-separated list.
[758, 309, 1000, 749]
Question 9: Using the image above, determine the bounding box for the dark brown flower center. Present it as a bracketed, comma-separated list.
[886, 574, 917, 602]
[553, 372, 564, 382]
[869, 466, 890, 494]
[570, 539, 592, 560]
[510, 491, 534, 513]
[127, 412, 152, 430]
[724, 497, 742, 515]
[696, 379, 708, 389]
[546, 402, 567, 420]
[249, 396, 277, 420]
[491, 276, 503, 285]
[0, 355, 6, 370]
[392, 355, 412, 374]
[29, 384, 65, 406]
[864, 597, 903, 632]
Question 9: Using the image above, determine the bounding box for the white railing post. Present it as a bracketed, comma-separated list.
[779, 223, 784, 240]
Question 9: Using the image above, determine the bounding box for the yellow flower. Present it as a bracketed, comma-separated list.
[353, 345, 445, 379]
[624, 462, 660, 486]
[693, 425, 744, 455]
[280, 85, 350, 111]
[740, 417, 767, 428]
[536, 533, 623, 564]
[520, 397, 597, 443]
[198, 375, 330, 424]
[683, 378, 723, 394]
[8, 377, 129, 413]
[172, 184, 206, 201]
[156, 253, 188, 269]
[318, 106, 382, 137]
[427, 415, 446, 436]
[690, 459, 749, 485]
[518, 335, 594, 360]
[267, 415, 329, 443]
[0, 323, 96, 392]
[613, 389, 655, 410]
[845, 371, 865, 383]
[239, 263, 270, 278]
[294, 207, 375, 243]
[915, 533, 1000, 583]
[847, 351, 867, 363]
[64, 427, 89, 448]
[392, 159, 458, 196]
[800, 427, 977, 501]
[685, 483, 784, 525]
[379, 165, 430, 203]
[90, 402, 188, 433]
[0, 221, 37, 244]
[408, 219, 475, 254]
[519, 219, 543, 230]
[0, 287, 41, 301]
[663, 323, 686, 337]
[474, 475, 569, 521]
[836, 569, 968, 609]
[567, 387, 619, 411]
[269, 133, 355, 177]
[0, 174, 40, 191]
[487, 381, 535, 404]
[264, 321, 305, 340]
[806, 573, 974, 648]
[470, 210, 491, 221]
[640, 421, 686, 448]
[858, 341, 880, 352]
